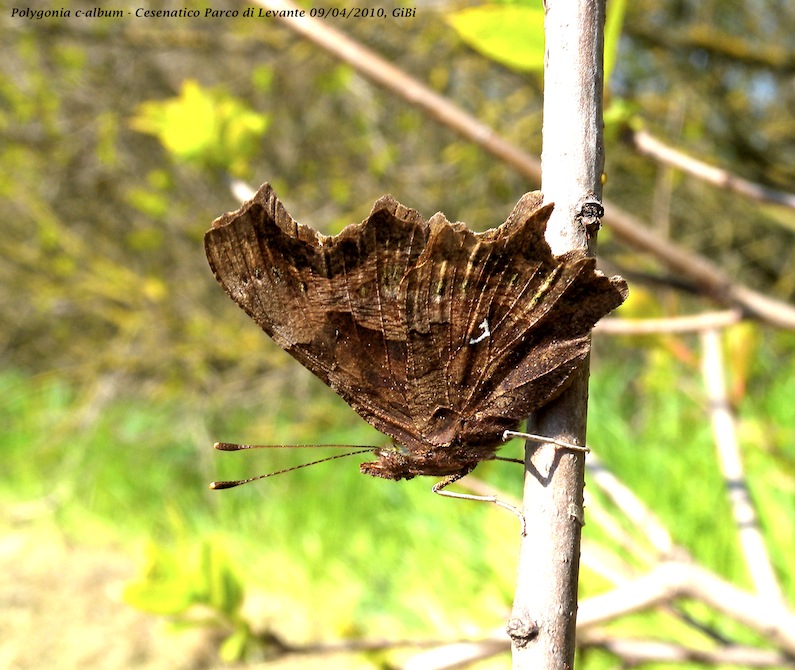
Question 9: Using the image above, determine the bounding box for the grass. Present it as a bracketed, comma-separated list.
[2, 331, 794, 667]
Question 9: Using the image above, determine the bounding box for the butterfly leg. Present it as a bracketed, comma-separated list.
[502, 430, 589, 453]
[432, 471, 527, 536]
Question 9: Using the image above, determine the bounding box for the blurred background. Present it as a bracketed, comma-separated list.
[1, 0, 794, 668]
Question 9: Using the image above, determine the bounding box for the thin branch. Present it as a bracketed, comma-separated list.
[400, 629, 795, 670]
[250, 628, 512, 668]
[580, 539, 644, 585]
[625, 22, 795, 73]
[633, 129, 795, 209]
[604, 206, 795, 329]
[430, 476, 795, 663]
[253, 0, 795, 329]
[585, 452, 676, 558]
[700, 328, 786, 605]
[461, 473, 655, 581]
[252, 0, 541, 178]
[577, 562, 795, 654]
[461, 475, 660, 580]
[595, 310, 742, 334]
[579, 632, 795, 667]
[504, 2, 608, 667]
[401, 639, 509, 670]
[580, 502, 660, 571]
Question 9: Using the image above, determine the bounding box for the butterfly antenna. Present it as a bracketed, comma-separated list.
[209, 447, 375, 490]
[213, 442, 377, 451]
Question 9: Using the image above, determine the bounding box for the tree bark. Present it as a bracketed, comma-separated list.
[509, 1, 606, 668]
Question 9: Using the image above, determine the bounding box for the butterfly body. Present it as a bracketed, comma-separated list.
[362, 444, 494, 481]
[205, 183, 627, 483]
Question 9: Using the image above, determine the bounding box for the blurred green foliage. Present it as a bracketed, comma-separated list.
[130, 79, 270, 175]
[1, 0, 793, 396]
[123, 536, 253, 662]
[2, 327, 794, 664]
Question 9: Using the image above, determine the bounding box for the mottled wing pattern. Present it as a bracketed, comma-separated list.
[205, 183, 628, 455]
[400, 193, 627, 448]
[205, 183, 430, 448]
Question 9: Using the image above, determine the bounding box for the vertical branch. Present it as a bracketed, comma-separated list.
[508, 1, 606, 668]
[700, 328, 785, 606]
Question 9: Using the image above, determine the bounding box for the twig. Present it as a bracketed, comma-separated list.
[579, 631, 795, 667]
[400, 629, 795, 670]
[634, 129, 795, 209]
[625, 22, 795, 74]
[252, 0, 541, 179]
[585, 452, 676, 558]
[577, 561, 795, 654]
[397, 556, 795, 669]
[425, 474, 795, 665]
[460, 475, 656, 581]
[700, 328, 786, 605]
[595, 310, 742, 334]
[250, 627, 512, 668]
[466, 468, 795, 654]
[604, 205, 795, 329]
[253, 0, 795, 329]
[581, 500, 659, 570]
[401, 639, 509, 670]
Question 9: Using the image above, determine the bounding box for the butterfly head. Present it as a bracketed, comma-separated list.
[359, 444, 492, 481]
[360, 448, 416, 481]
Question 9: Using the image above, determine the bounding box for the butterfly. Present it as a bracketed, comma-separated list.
[205, 183, 627, 507]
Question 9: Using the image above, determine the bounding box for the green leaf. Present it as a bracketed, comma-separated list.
[203, 542, 244, 615]
[122, 581, 194, 616]
[123, 537, 244, 620]
[446, 4, 545, 73]
[449, 0, 626, 83]
[129, 80, 269, 174]
[604, 0, 628, 86]
[219, 626, 253, 663]
[603, 96, 638, 141]
[251, 64, 274, 92]
[130, 80, 217, 161]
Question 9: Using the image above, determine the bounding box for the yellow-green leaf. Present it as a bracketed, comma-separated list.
[447, 4, 545, 73]
[129, 80, 269, 173]
[122, 581, 193, 615]
[604, 0, 628, 86]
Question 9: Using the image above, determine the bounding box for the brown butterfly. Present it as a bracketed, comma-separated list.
[205, 183, 627, 508]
